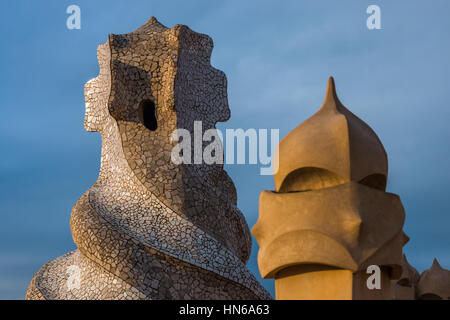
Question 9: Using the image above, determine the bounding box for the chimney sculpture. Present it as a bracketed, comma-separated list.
[391, 255, 420, 300]
[26, 18, 270, 300]
[252, 77, 408, 300]
[416, 259, 450, 300]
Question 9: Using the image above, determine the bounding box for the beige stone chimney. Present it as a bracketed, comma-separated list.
[252, 77, 408, 300]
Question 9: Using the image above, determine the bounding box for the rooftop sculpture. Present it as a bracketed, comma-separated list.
[391, 254, 420, 300]
[252, 77, 409, 299]
[416, 259, 450, 299]
[26, 17, 270, 300]
[25, 16, 448, 300]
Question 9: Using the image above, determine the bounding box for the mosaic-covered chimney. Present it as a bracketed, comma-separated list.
[252, 77, 408, 300]
[26, 17, 270, 300]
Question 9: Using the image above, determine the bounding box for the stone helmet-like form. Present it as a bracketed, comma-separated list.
[253, 77, 408, 299]
[416, 259, 450, 300]
[391, 254, 420, 300]
[26, 17, 270, 300]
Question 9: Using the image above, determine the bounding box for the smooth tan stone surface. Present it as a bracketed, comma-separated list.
[416, 259, 450, 300]
[275, 265, 392, 300]
[273, 77, 388, 193]
[252, 77, 408, 300]
[275, 265, 352, 300]
[391, 254, 419, 300]
[254, 183, 406, 279]
[392, 284, 415, 300]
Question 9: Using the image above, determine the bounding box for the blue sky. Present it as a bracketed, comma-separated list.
[1, 0, 449, 299]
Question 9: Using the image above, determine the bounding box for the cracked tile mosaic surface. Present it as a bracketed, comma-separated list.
[26, 17, 271, 300]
